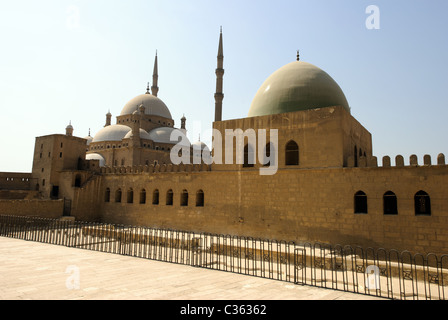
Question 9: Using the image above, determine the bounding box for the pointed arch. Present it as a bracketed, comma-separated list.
[139, 189, 146, 204]
[127, 188, 134, 203]
[262, 142, 276, 167]
[166, 189, 173, 206]
[383, 191, 398, 215]
[354, 191, 367, 214]
[285, 140, 299, 165]
[180, 189, 189, 206]
[243, 144, 255, 168]
[196, 190, 204, 207]
[415, 191, 431, 216]
[115, 188, 122, 203]
[152, 189, 159, 205]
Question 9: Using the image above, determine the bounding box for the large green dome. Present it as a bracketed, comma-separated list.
[248, 61, 350, 117]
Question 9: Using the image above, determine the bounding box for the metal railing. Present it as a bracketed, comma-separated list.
[1, 214, 447, 300]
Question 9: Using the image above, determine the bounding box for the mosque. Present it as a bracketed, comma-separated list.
[82, 52, 207, 169]
[0, 30, 447, 256]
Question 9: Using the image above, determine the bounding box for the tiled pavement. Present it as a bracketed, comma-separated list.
[0, 237, 385, 301]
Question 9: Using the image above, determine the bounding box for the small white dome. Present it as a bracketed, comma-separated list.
[86, 153, 106, 167]
[123, 128, 152, 140]
[92, 124, 131, 143]
[121, 93, 172, 119]
[83, 135, 93, 146]
[149, 127, 190, 147]
[192, 140, 211, 163]
[192, 140, 209, 151]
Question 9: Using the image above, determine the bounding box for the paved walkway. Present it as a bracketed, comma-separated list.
[0, 237, 384, 301]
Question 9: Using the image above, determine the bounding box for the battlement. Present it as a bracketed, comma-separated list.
[347, 153, 446, 168]
[100, 153, 447, 174]
[100, 163, 211, 174]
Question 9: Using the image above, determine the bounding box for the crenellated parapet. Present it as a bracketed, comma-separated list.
[101, 163, 211, 174]
[347, 155, 378, 168]
[347, 153, 446, 168]
[384, 153, 445, 167]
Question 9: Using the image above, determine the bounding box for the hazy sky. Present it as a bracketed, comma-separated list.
[1, 0, 447, 172]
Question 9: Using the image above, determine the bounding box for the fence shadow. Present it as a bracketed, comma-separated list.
[1, 214, 447, 300]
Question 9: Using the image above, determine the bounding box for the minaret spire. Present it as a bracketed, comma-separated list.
[151, 50, 159, 97]
[214, 27, 224, 122]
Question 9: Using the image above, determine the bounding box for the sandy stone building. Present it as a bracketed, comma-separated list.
[1, 30, 447, 256]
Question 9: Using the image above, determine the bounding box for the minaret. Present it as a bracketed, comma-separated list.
[66, 121, 73, 136]
[180, 114, 187, 135]
[130, 106, 142, 148]
[214, 27, 224, 122]
[151, 51, 159, 97]
[105, 110, 112, 127]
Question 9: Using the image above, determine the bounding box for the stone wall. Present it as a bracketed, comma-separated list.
[96, 163, 448, 256]
[0, 199, 63, 219]
[0, 172, 35, 191]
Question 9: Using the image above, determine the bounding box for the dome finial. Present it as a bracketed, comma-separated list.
[296, 50, 300, 61]
[146, 82, 150, 94]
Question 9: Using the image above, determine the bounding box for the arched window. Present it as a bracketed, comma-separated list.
[383, 191, 398, 215]
[152, 189, 159, 205]
[262, 142, 275, 166]
[166, 189, 173, 205]
[354, 191, 367, 214]
[285, 140, 299, 165]
[180, 189, 189, 206]
[105, 188, 111, 203]
[115, 188, 122, 203]
[354, 146, 358, 167]
[196, 190, 204, 207]
[415, 191, 431, 216]
[243, 144, 255, 168]
[139, 189, 146, 204]
[127, 188, 134, 203]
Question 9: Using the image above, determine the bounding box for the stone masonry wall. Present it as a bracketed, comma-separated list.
[96, 163, 448, 256]
[0, 199, 64, 219]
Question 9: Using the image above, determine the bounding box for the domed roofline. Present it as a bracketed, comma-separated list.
[92, 124, 132, 143]
[120, 93, 172, 119]
[248, 60, 350, 117]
